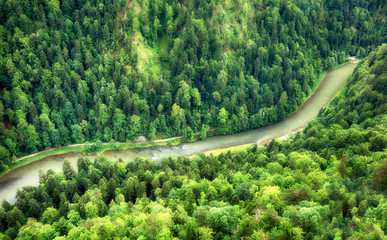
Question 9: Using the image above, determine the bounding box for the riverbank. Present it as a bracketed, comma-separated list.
[0, 137, 185, 178]
[198, 128, 304, 157]
[0, 139, 184, 182]
[0, 60, 357, 179]
[0, 128, 221, 178]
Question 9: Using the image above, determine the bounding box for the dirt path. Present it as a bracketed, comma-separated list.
[15, 127, 219, 163]
[17, 144, 84, 161]
[16, 136, 184, 162]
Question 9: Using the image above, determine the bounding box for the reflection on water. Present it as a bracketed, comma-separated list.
[0, 63, 357, 204]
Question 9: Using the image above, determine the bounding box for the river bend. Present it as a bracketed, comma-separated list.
[0, 63, 357, 204]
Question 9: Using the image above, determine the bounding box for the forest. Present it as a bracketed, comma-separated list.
[0, 44, 385, 239]
[0, 0, 386, 171]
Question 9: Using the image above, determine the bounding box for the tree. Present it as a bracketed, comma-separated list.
[6, 207, 26, 229]
[99, 104, 109, 127]
[95, 140, 104, 152]
[80, 120, 90, 140]
[0, 101, 4, 122]
[171, 103, 185, 135]
[103, 127, 113, 142]
[85, 202, 98, 219]
[0, 146, 11, 168]
[207, 205, 239, 235]
[263, 90, 274, 107]
[235, 216, 260, 239]
[28, 199, 41, 218]
[191, 88, 202, 107]
[154, 17, 161, 43]
[113, 109, 126, 141]
[148, 122, 157, 141]
[77, 157, 92, 172]
[129, 115, 141, 141]
[176, 81, 191, 110]
[185, 220, 199, 240]
[5, 138, 17, 156]
[185, 189, 196, 215]
[183, 126, 194, 141]
[217, 108, 229, 134]
[200, 125, 209, 140]
[63, 160, 76, 180]
[26, 125, 40, 153]
[71, 124, 84, 143]
[213, 91, 221, 106]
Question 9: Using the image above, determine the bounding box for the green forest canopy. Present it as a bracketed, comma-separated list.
[0, 0, 386, 171]
[0, 43, 386, 240]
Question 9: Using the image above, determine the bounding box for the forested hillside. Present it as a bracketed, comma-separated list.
[0, 44, 385, 240]
[0, 0, 386, 170]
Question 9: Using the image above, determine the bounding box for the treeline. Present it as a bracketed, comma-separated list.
[0, 0, 386, 170]
[0, 44, 385, 239]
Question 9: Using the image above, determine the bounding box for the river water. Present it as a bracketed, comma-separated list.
[0, 63, 357, 204]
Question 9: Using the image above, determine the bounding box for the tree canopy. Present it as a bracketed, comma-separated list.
[0, 44, 386, 239]
[0, 0, 386, 171]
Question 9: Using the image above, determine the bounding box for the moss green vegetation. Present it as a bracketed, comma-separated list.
[1, 44, 385, 240]
[203, 143, 255, 157]
[90, 138, 183, 156]
[0, 0, 386, 173]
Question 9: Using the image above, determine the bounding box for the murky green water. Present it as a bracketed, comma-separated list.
[0, 63, 357, 203]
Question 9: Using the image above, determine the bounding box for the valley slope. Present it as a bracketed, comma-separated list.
[0, 0, 386, 171]
[0, 44, 385, 240]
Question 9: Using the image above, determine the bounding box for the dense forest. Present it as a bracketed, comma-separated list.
[0, 0, 386, 170]
[0, 44, 385, 239]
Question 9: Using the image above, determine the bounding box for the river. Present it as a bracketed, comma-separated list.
[0, 63, 357, 204]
